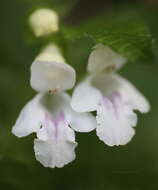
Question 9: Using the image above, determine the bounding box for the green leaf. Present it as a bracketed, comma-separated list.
[62, 16, 153, 63]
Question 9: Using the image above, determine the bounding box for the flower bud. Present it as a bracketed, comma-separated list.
[29, 8, 59, 37]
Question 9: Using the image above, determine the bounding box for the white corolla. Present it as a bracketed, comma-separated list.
[12, 44, 95, 168]
[71, 44, 150, 146]
[30, 44, 76, 93]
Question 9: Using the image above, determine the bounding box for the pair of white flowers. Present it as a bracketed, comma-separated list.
[12, 43, 150, 168]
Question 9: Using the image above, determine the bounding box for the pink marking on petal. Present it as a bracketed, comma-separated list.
[44, 112, 66, 140]
[102, 92, 122, 119]
[109, 91, 121, 103]
[53, 112, 65, 127]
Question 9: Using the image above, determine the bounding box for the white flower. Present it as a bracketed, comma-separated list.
[29, 8, 59, 37]
[12, 43, 96, 168]
[12, 93, 95, 168]
[71, 44, 150, 146]
[30, 44, 76, 93]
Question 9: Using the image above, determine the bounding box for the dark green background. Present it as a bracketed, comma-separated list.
[0, 0, 158, 189]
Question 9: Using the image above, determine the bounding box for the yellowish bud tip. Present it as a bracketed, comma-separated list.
[29, 8, 59, 37]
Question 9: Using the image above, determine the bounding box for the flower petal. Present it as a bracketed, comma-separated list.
[92, 73, 150, 113]
[30, 44, 76, 93]
[115, 75, 150, 113]
[42, 92, 96, 132]
[71, 78, 102, 112]
[68, 112, 96, 132]
[88, 44, 126, 74]
[96, 93, 137, 146]
[12, 94, 44, 138]
[34, 113, 77, 168]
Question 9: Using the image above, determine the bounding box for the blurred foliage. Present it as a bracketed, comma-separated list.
[19, 0, 79, 18]
[63, 14, 153, 64]
[0, 0, 158, 190]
